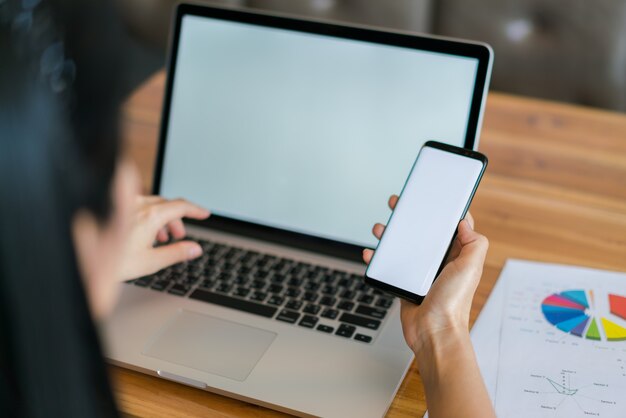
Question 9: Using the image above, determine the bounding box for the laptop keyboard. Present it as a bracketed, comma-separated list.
[128, 238, 395, 344]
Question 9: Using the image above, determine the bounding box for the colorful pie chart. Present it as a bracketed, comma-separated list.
[541, 290, 626, 342]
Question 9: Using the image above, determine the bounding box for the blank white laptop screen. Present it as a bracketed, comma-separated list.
[160, 14, 479, 248]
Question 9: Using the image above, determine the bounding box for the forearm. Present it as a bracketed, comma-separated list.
[414, 327, 495, 418]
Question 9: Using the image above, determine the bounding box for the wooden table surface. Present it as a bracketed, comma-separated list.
[112, 70, 626, 417]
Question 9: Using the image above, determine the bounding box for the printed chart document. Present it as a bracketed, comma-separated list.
[495, 260, 626, 417]
[425, 259, 626, 418]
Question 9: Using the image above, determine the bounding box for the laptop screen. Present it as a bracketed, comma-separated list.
[160, 13, 481, 248]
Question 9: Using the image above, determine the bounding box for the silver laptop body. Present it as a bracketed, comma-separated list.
[103, 4, 492, 417]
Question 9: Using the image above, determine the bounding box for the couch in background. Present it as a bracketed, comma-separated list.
[116, 0, 626, 111]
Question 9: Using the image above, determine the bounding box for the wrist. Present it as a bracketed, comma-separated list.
[410, 321, 495, 418]
[413, 324, 473, 389]
[412, 321, 469, 356]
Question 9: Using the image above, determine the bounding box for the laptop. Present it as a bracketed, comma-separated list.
[103, 4, 492, 417]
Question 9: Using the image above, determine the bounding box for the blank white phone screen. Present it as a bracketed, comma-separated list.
[366, 146, 484, 297]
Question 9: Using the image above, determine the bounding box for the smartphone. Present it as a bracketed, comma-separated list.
[364, 140, 487, 304]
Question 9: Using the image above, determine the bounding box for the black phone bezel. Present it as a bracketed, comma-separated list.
[153, 4, 492, 263]
[364, 140, 488, 304]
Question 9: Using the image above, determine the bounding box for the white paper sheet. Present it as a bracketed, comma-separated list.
[495, 261, 626, 417]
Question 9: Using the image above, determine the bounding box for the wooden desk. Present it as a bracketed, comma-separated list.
[113, 71, 626, 417]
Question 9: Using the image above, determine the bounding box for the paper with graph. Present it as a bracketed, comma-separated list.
[494, 261, 626, 417]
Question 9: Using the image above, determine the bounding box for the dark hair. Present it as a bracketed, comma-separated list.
[0, 0, 134, 416]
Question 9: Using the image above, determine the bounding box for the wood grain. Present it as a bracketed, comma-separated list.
[112, 71, 626, 417]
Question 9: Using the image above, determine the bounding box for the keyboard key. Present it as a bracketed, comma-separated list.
[285, 300, 303, 311]
[376, 297, 393, 309]
[168, 283, 189, 296]
[234, 287, 250, 298]
[268, 284, 284, 293]
[134, 277, 152, 287]
[319, 296, 336, 307]
[321, 274, 336, 284]
[285, 287, 301, 298]
[159, 269, 175, 279]
[190, 289, 278, 318]
[321, 308, 339, 320]
[234, 276, 249, 285]
[181, 275, 200, 286]
[355, 305, 387, 319]
[340, 290, 356, 300]
[355, 282, 370, 292]
[224, 250, 238, 260]
[204, 267, 218, 277]
[298, 315, 319, 328]
[250, 291, 268, 302]
[303, 304, 320, 315]
[254, 259, 265, 268]
[256, 270, 270, 279]
[322, 285, 338, 295]
[267, 295, 284, 306]
[199, 240, 213, 251]
[316, 324, 334, 333]
[215, 283, 232, 293]
[251, 280, 266, 289]
[339, 312, 381, 330]
[198, 278, 214, 288]
[304, 281, 320, 291]
[271, 274, 287, 283]
[306, 270, 319, 279]
[302, 291, 318, 302]
[337, 277, 351, 288]
[150, 280, 168, 291]
[336, 324, 356, 338]
[358, 294, 374, 304]
[354, 334, 373, 343]
[276, 309, 300, 324]
[287, 277, 303, 286]
[337, 300, 355, 311]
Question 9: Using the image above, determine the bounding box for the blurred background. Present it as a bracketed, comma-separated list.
[115, 0, 626, 112]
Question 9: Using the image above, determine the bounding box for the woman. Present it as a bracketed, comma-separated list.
[0, 1, 494, 416]
[0, 1, 208, 416]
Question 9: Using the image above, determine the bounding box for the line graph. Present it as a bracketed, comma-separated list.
[546, 377, 578, 396]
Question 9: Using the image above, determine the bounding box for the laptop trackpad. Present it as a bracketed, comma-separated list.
[143, 310, 276, 382]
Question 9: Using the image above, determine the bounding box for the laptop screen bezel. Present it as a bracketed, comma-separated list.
[153, 3, 492, 262]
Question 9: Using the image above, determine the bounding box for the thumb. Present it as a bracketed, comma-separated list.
[453, 219, 489, 271]
[148, 240, 203, 272]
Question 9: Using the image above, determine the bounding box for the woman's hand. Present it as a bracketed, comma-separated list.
[362, 195, 494, 418]
[120, 196, 210, 280]
[362, 195, 489, 352]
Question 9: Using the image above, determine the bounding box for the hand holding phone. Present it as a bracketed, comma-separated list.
[364, 141, 487, 304]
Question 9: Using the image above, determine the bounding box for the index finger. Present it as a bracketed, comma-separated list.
[464, 211, 475, 230]
[151, 199, 210, 226]
[388, 194, 399, 210]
